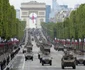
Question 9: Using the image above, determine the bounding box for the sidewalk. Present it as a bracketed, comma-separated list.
[0, 53, 9, 63]
[4, 45, 25, 70]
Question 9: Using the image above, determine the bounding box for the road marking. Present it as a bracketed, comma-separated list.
[22, 54, 25, 70]
[24, 65, 61, 68]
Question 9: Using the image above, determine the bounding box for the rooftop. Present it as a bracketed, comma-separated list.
[21, 1, 45, 5]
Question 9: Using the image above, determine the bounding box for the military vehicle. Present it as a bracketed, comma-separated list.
[64, 45, 73, 50]
[54, 43, 64, 51]
[40, 43, 51, 53]
[43, 46, 50, 53]
[32, 38, 34, 41]
[57, 46, 64, 51]
[76, 52, 85, 65]
[26, 46, 33, 52]
[41, 54, 52, 66]
[25, 52, 33, 61]
[24, 44, 33, 61]
[61, 54, 76, 69]
[23, 48, 27, 53]
[36, 42, 41, 47]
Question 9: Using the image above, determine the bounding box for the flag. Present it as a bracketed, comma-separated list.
[32, 14, 34, 23]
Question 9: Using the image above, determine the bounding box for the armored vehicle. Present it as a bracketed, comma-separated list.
[32, 38, 34, 41]
[41, 54, 52, 66]
[36, 42, 41, 47]
[25, 52, 33, 61]
[26, 46, 32, 52]
[76, 52, 85, 65]
[24, 45, 33, 61]
[61, 54, 76, 69]
[40, 43, 51, 53]
[57, 46, 64, 51]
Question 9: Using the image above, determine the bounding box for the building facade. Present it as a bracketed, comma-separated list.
[46, 5, 51, 23]
[55, 9, 72, 22]
[21, 1, 46, 28]
[49, 0, 69, 23]
[16, 9, 20, 19]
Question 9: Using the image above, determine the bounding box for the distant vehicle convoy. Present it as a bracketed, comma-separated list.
[23, 32, 34, 61]
[24, 45, 34, 61]
[23, 28, 85, 69]
[54, 43, 74, 52]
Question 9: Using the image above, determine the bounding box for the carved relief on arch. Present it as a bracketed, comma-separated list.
[28, 11, 38, 15]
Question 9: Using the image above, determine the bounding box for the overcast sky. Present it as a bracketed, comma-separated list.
[9, 0, 85, 9]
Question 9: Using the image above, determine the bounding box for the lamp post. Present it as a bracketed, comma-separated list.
[81, 36, 84, 51]
[53, 28, 56, 40]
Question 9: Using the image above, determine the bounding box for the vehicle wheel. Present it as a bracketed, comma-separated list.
[50, 61, 52, 66]
[40, 59, 42, 63]
[38, 55, 40, 59]
[50, 62, 52, 66]
[6, 67, 10, 70]
[76, 61, 78, 65]
[40, 60, 41, 63]
[32, 57, 33, 61]
[42, 63, 44, 66]
[83, 61, 85, 66]
[62, 65, 64, 69]
[73, 66, 76, 69]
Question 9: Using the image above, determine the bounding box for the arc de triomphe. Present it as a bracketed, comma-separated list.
[21, 1, 46, 28]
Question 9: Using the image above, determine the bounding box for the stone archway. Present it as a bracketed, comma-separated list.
[21, 1, 46, 29]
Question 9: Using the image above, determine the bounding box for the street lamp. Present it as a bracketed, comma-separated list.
[53, 28, 56, 39]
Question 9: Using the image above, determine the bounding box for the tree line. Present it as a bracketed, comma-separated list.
[42, 4, 85, 41]
[0, 0, 26, 40]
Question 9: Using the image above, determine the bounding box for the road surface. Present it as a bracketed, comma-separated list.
[4, 29, 85, 70]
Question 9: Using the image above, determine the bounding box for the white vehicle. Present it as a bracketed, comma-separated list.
[76, 54, 85, 65]
[41, 54, 52, 66]
[25, 52, 33, 61]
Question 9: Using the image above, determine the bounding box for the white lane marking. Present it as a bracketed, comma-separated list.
[24, 66, 61, 68]
[22, 54, 25, 70]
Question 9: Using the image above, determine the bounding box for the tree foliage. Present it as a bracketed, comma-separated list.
[42, 4, 85, 40]
[0, 0, 26, 40]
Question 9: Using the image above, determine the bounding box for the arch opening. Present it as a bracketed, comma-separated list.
[29, 13, 37, 28]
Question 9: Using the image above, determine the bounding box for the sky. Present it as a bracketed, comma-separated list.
[9, 0, 85, 9]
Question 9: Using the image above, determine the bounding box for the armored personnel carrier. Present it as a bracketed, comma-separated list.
[61, 53, 76, 69]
